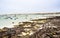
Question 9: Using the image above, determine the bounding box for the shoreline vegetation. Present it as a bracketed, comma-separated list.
[0, 16, 60, 38]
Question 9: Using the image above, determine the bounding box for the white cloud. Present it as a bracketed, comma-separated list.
[0, 0, 60, 14]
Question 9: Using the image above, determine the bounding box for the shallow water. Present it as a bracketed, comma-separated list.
[0, 14, 60, 29]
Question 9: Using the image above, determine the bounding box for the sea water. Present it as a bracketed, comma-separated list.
[0, 14, 60, 29]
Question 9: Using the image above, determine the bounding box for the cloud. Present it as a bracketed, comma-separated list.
[0, 0, 60, 14]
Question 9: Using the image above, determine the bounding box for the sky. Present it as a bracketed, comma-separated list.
[0, 0, 60, 14]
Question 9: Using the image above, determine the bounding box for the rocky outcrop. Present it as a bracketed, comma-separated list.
[0, 16, 60, 38]
[29, 16, 60, 38]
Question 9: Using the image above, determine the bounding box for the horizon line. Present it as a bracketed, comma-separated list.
[0, 12, 60, 15]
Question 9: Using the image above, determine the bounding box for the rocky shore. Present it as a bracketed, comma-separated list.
[30, 16, 60, 38]
[0, 16, 60, 38]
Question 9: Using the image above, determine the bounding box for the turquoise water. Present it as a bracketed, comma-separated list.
[0, 14, 60, 29]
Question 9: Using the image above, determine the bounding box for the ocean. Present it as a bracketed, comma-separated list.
[0, 14, 60, 29]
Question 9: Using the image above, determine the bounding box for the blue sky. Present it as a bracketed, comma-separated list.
[0, 0, 60, 14]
